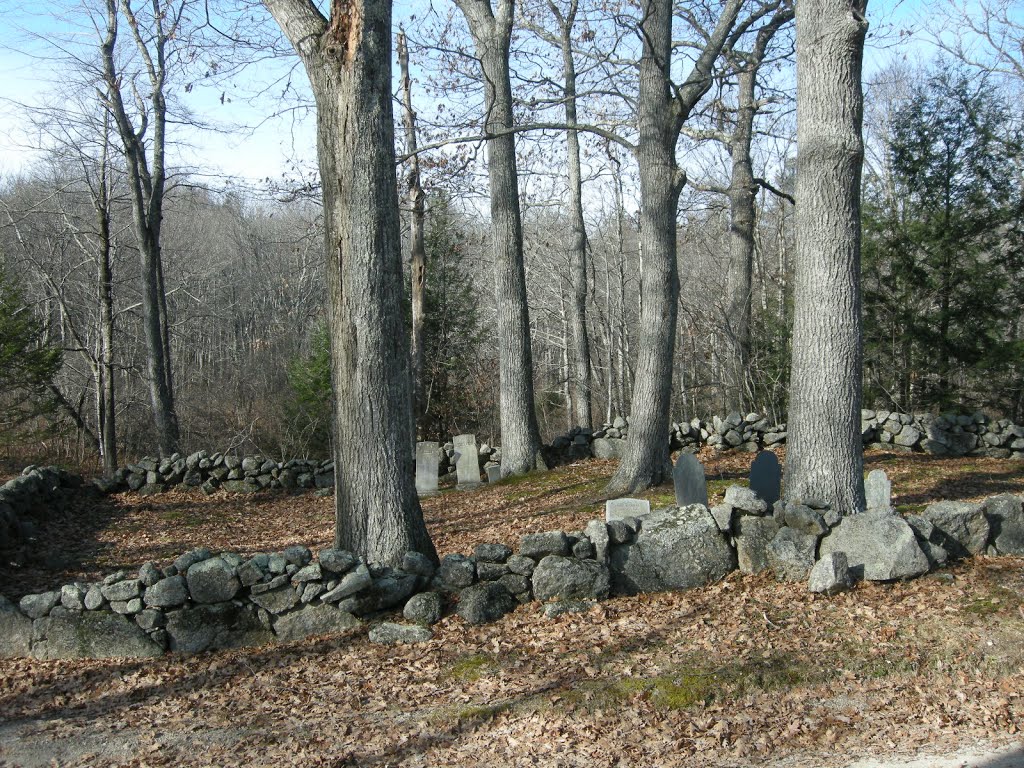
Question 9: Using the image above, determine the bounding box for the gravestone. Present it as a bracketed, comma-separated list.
[453, 434, 481, 488]
[673, 453, 708, 507]
[864, 468, 891, 512]
[415, 442, 439, 496]
[605, 498, 651, 522]
[748, 452, 781, 508]
[485, 465, 501, 483]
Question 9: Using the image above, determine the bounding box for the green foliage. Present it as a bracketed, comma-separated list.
[285, 322, 333, 455]
[0, 261, 63, 434]
[863, 61, 1024, 413]
[417, 196, 491, 441]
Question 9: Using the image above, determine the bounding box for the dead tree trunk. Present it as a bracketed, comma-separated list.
[783, 0, 868, 516]
[263, 0, 437, 565]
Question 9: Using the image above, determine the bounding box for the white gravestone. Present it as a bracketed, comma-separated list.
[605, 498, 651, 522]
[415, 441, 439, 496]
[453, 434, 481, 488]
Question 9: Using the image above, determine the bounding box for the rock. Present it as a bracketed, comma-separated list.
[33, 612, 162, 659]
[110, 598, 143, 615]
[173, 548, 212, 573]
[543, 600, 597, 618]
[606, 519, 637, 545]
[474, 543, 512, 562]
[609, 506, 737, 595]
[585, 520, 610, 564]
[591, 437, 627, 460]
[19, 591, 60, 620]
[767, 527, 818, 582]
[320, 564, 372, 603]
[249, 585, 300, 614]
[819, 513, 929, 581]
[710, 504, 734, 533]
[135, 609, 165, 631]
[433, 554, 476, 591]
[735, 516, 781, 575]
[319, 548, 357, 574]
[922, 500, 990, 557]
[782, 504, 828, 538]
[531, 556, 610, 602]
[84, 585, 105, 611]
[457, 582, 517, 624]
[981, 494, 1024, 555]
[100, 579, 142, 603]
[506, 555, 536, 576]
[138, 562, 162, 587]
[0, 595, 32, 657]
[273, 604, 360, 642]
[498, 574, 530, 598]
[572, 539, 595, 559]
[368, 622, 433, 645]
[186, 557, 240, 604]
[401, 551, 436, 579]
[251, 574, 289, 594]
[519, 531, 571, 559]
[165, 603, 272, 654]
[60, 584, 86, 611]
[283, 545, 312, 566]
[237, 558, 265, 587]
[809, 552, 854, 595]
[343, 569, 418, 615]
[291, 563, 322, 583]
[476, 561, 511, 580]
[724, 486, 768, 515]
[905, 515, 950, 568]
[404, 592, 444, 626]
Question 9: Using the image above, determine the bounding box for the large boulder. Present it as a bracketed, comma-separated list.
[457, 582, 516, 624]
[531, 556, 610, 602]
[185, 557, 240, 603]
[609, 506, 737, 595]
[981, 494, 1024, 555]
[273, 604, 360, 643]
[808, 552, 854, 596]
[591, 438, 627, 460]
[819, 511, 930, 581]
[0, 595, 32, 657]
[922, 500, 990, 557]
[32, 612, 163, 660]
[766, 527, 817, 582]
[735, 516, 781, 575]
[165, 603, 272, 654]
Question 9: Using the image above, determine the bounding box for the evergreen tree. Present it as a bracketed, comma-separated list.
[0, 261, 63, 435]
[863, 62, 1024, 412]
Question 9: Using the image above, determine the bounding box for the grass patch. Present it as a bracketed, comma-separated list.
[446, 653, 499, 682]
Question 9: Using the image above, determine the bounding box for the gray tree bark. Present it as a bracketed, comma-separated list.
[397, 29, 427, 439]
[263, 0, 437, 565]
[606, 0, 744, 495]
[783, 0, 868, 516]
[100, 0, 179, 457]
[455, 0, 545, 477]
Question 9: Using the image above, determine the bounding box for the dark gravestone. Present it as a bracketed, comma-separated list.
[748, 452, 781, 508]
[673, 453, 708, 507]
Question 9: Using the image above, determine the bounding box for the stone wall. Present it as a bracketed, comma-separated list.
[4, 482, 1022, 659]
[0, 466, 83, 551]
[554, 410, 1024, 461]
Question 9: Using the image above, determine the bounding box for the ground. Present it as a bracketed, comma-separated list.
[0, 450, 1022, 767]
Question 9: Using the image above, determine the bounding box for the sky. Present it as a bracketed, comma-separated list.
[0, 0, 988, 192]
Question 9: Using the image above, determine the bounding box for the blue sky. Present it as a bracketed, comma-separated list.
[0, 0, 985, 188]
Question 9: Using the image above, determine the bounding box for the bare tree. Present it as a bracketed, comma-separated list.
[783, 0, 868, 516]
[261, 0, 437, 565]
[606, 0, 746, 495]
[453, 0, 546, 477]
[99, 0, 182, 456]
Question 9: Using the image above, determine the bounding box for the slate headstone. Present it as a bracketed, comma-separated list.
[673, 453, 708, 507]
[748, 452, 781, 508]
[453, 434, 481, 488]
[415, 442, 439, 496]
[485, 465, 501, 483]
[605, 498, 651, 522]
[864, 469, 891, 512]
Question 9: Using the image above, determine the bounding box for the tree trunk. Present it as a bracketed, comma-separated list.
[455, 0, 545, 476]
[783, 0, 868, 516]
[95, 143, 118, 474]
[397, 29, 427, 439]
[264, 0, 437, 565]
[607, 0, 743, 494]
[555, 0, 593, 429]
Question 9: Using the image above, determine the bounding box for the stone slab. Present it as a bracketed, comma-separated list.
[415, 441, 439, 496]
[673, 453, 708, 507]
[605, 498, 650, 522]
[748, 452, 781, 508]
[453, 434, 481, 488]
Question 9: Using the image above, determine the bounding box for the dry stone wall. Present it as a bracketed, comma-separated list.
[0, 466, 83, 552]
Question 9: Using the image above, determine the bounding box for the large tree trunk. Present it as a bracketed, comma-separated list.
[397, 29, 427, 440]
[455, 0, 544, 477]
[264, 0, 437, 565]
[784, 0, 868, 516]
[95, 142, 118, 474]
[607, 0, 743, 494]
